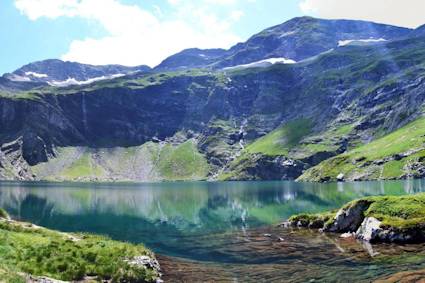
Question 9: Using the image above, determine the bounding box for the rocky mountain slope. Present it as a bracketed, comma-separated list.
[0, 17, 424, 182]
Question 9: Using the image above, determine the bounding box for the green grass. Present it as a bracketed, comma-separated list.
[0, 208, 9, 219]
[157, 140, 210, 180]
[220, 121, 357, 181]
[0, 213, 160, 282]
[299, 116, 425, 181]
[32, 140, 210, 182]
[288, 210, 336, 228]
[0, 265, 25, 283]
[59, 152, 107, 180]
[289, 193, 425, 230]
[365, 194, 425, 229]
[246, 118, 313, 156]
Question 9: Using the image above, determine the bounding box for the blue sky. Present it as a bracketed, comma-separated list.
[1, 0, 425, 75]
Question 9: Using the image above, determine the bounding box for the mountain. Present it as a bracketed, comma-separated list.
[0, 17, 424, 182]
[156, 17, 411, 70]
[154, 48, 227, 71]
[3, 59, 151, 86]
[412, 24, 425, 37]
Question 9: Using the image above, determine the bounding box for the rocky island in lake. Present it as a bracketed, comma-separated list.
[286, 193, 425, 243]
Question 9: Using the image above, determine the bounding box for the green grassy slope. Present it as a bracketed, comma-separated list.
[299, 116, 425, 181]
[32, 140, 209, 182]
[245, 118, 313, 156]
[219, 118, 356, 180]
[157, 141, 210, 180]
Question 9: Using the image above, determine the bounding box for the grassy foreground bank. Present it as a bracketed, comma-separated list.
[0, 209, 161, 282]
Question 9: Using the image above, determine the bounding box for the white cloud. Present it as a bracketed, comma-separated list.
[299, 0, 425, 28]
[14, 0, 242, 67]
[230, 10, 244, 21]
[15, 0, 79, 20]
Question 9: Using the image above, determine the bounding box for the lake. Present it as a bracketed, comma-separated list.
[1, 180, 425, 282]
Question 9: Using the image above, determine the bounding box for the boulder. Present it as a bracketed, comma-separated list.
[356, 217, 382, 242]
[324, 200, 371, 233]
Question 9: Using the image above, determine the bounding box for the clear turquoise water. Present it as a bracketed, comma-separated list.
[0, 179, 425, 282]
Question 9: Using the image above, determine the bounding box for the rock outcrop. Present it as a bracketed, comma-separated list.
[324, 199, 372, 233]
[286, 194, 425, 244]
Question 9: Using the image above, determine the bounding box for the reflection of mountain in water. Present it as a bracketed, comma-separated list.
[0, 180, 424, 231]
[1, 180, 425, 270]
[0, 180, 424, 258]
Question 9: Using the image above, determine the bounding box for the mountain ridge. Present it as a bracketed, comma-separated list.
[3, 59, 151, 87]
[156, 16, 412, 71]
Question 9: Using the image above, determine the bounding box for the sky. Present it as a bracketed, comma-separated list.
[1, 0, 425, 75]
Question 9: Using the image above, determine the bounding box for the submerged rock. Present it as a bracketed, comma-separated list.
[374, 268, 425, 283]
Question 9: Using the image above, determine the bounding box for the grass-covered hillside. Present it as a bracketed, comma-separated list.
[299, 116, 425, 182]
[31, 140, 209, 182]
[245, 119, 313, 156]
[0, 209, 161, 282]
[219, 118, 354, 181]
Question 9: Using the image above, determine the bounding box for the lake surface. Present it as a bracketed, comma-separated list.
[1, 179, 425, 282]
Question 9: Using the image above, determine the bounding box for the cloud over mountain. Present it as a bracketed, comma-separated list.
[300, 0, 425, 28]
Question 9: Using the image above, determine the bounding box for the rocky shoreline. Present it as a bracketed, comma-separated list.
[284, 193, 425, 243]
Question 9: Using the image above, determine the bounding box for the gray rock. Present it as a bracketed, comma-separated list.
[126, 255, 161, 272]
[324, 200, 371, 233]
[356, 217, 382, 242]
[27, 276, 67, 283]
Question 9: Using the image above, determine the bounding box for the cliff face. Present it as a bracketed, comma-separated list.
[1, 35, 425, 182]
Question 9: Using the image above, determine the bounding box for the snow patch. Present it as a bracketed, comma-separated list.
[48, 74, 126, 87]
[338, 38, 387, 47]
[223, 57, 296, 71]
[279, 31, 296, 38]
[25, 71, 48, 78]
[6, 74, 31, 82]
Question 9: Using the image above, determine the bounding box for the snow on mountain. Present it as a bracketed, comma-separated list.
[338, 38, 387, 47]
[223, 57, 296, 71]
[48, 73, 126, 87]
[25, 72, 48, 78]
